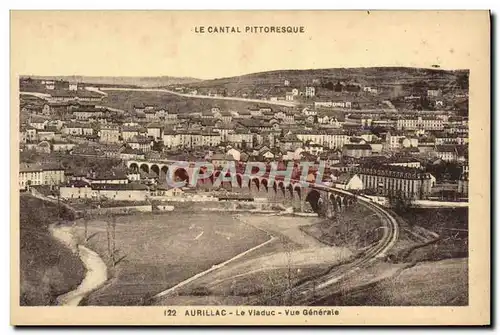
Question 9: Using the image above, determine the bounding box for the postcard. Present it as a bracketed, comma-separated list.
[10, 10, 490, 326]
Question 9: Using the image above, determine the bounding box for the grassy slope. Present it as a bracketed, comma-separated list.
[185, 67, 467, 88]
[301, 205, 383, 250]
[396, 207, 468, 262]
[19, 194, 85, 306]
[331, 258, 468, 306]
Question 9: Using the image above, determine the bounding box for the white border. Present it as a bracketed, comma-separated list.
[3, 1, 497, 334]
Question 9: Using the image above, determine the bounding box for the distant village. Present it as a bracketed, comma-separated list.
[19, 74, 469, 206]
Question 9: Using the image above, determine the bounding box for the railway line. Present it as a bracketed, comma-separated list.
[248, 186, 400, 306]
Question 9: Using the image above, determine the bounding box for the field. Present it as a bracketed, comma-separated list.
[101, 89, 282, 114]
[154, 214, 353, 306]
[73, 212, 270, 305]
[19, 194, 85, 306]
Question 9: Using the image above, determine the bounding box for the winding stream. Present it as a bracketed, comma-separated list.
[51, 225, 108, 306]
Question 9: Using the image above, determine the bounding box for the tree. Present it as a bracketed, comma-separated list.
[323, 81, 334, 91]
[152, 140, 164, 152]
[388, 190, 413, 212]
[334, 82, 343, 92]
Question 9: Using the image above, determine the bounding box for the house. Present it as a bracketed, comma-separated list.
[52, 141, 76, 152]
[89, 169, 129, 185]
[37, 130, 56, 141]
[303, 143, 324, 156]
[427, 89, 442, 97]
[146, 123, 163, 140]
[99, 125, 121, 143]
[285, 92, 294, 101]
[210, 153, 237, 168]
[227, 148, 241, 161]
[435, 145, 458, 162]
[334, 173, 364, 190]
[261, 149, 275, 160]
[342, 143, 372, 158]
[29, 117, 48, 130]
[305, 86, 315, 97]
[457, 173, 468, 197]
[279, 133, 303, 151]
[19, 163, 65, 190]
[62, 122, 84, 136]
[128, 135, 153, 152]
[120, 147, 145, 160]
[23, 125, 37, 142]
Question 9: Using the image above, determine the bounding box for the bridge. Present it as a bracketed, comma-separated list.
[126, 159, 356, 215]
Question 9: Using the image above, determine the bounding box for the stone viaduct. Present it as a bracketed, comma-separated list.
[126, 159, 357, 216]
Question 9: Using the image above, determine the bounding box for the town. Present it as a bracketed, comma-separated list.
[18, 69, 470, 308]
[19, 72, 469, 207]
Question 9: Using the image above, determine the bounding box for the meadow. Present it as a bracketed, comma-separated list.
[74, 212, 270, 305]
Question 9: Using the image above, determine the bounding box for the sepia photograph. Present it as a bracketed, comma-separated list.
[10, 10, 490, 325]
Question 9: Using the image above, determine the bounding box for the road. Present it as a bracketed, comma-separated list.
[99, 87, 299, 107]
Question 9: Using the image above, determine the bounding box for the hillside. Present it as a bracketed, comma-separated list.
[22, 75, 202, 88]
[184, 67, 468, 87]
[175, 67, 468, 101]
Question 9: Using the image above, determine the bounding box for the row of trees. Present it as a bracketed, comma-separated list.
[81, 211, 125, 267]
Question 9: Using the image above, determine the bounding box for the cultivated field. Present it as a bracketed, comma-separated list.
[73, 212, 270, 305]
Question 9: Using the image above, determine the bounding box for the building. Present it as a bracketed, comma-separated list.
[396, 116, 444, 131]
[427, 89, 442, 97]
[342, 143, 372, 158]
[305, 86, 316, 98]
[62, 122, 84, 136]
[385, 131, 408, 150]
[128, 135, 153, 152]
[60, 182, 150, 201]
[457, 173, 468, 197]
[99, 125, 121, 143]
[354, 165, 433, 199]
[53, 142, 76, 152]
[146, 123, 163, 140]
[435, 145, 459, 162]
[19, 163, 65, 190]
[334, 173, 364, 190]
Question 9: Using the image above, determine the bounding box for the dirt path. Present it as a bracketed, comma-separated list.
[51, 225, 108, 306]
[154, 235, 276, 299]
[198, 215, 353, 285]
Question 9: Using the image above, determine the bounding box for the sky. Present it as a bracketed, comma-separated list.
[11, 11, 489, 80]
